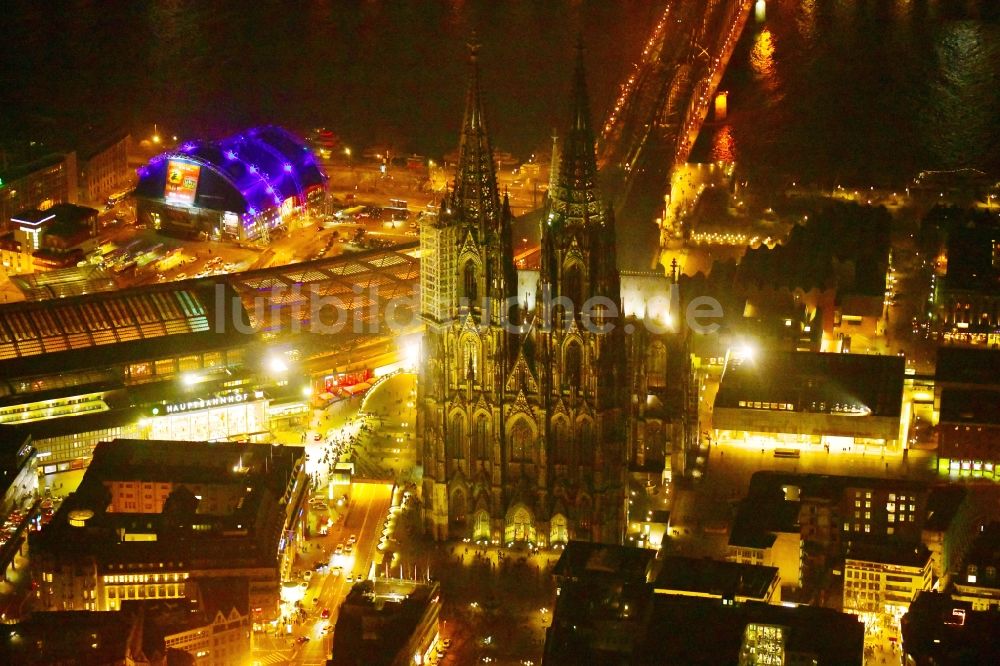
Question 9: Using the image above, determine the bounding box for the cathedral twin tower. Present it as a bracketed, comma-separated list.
[417, 38, 628, 546]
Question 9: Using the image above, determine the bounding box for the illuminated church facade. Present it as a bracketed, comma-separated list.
[417, 39, 690, 547]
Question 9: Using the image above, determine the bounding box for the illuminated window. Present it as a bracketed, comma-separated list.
[154, 359, 176, 376]
[865, 525, 871, 533]
[473, 414, 490, 460]
[509, 418, 533, 462]
[447, 413, 465, 459]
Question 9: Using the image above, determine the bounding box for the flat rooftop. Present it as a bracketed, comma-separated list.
[715, 350, 904, 418]
[939, 387, 1000, 426]
[331, 579, 439, 666]
[728, 497, 799, 549]
[639, 596, 865, 665]
[552, 540, 657, 584]
[936, 347, 1000, 388]
[943, 222, 1000, 293]
[747, 471, 928, 503]
[902, 591, 1000, 664]
[923, 485, 969, 532]
[30, 439, 304, 569]
[653, 556, 778, 600]
[846, 541, 931, 568]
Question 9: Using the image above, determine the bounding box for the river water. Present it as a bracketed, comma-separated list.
[0, 1, 655, 160]
[3, 0, 997, 188]
[692, 0, 1000, 187]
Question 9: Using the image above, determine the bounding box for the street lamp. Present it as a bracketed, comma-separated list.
[345, 147, 352, 169]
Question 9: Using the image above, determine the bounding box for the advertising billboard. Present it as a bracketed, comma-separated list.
[164, 159, 201, 206]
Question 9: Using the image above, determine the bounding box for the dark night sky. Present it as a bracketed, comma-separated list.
[0, 1, 659, 160]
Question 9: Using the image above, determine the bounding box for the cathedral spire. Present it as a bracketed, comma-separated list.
[450, 33, 501, 235]
[549, 35, 602, 228]
[562, 36, 599, 199]
[570, 34, 592, 134]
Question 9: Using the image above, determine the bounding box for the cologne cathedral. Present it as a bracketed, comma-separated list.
[417, 38, 689, 547]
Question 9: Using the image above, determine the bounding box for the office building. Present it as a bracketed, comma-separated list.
[713, 350, 905, 450]
[329, 579, 441, 666]
[11, 203, 99, 270]
[653, 555, 781, 604]
[901, 591, 1000, 665]
[937, 387, 1000, 479]
[0, 609, 192, 665]
[126, 577, 252, 665]
[934, 218, 1000, 348]
[950, 522, 1000, 610]
[78, 132, 133, 205]
[843, 542, 933, 620]
[727, 496, 803, 589]
[30, 439, 307, 622]
[0, 152, 78, 234]
[544, 542, 863, 665]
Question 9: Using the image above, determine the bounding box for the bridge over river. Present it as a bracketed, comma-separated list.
[597, 0, 754, 270]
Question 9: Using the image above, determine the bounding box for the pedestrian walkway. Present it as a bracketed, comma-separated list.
[251, 650, 294, 665]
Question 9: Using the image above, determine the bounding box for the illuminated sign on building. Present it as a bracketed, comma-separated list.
[165, 392, 248, 415]
[152, 396, 266, 443]
[164, 160, 202, 206]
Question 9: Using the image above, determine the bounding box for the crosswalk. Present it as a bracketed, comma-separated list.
[252, 650, 293, 665]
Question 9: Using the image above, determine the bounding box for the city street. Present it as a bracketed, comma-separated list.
[252, 481, 394, 666]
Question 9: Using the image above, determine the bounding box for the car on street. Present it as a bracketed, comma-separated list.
[313, 432, 323, 441]
[345, 543, 353, 554]
[303, 570, 313, 582]
[347, 534, 357, 544]
[321, 608, 330, 619]
[295, 636, 310, 644]
[335, 543, 344, 554]
[345, 573, 354, 583]
[331, 566, 342, 577]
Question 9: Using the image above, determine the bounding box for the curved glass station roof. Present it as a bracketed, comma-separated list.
[135, 125, 327, 215]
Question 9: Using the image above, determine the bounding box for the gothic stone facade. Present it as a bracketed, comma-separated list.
[417, 41, 682, 547]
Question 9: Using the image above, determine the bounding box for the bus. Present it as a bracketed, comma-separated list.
[105, 190, 132, 209]
[335, 206, 366, 220]
[773, 448, 801, 459]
